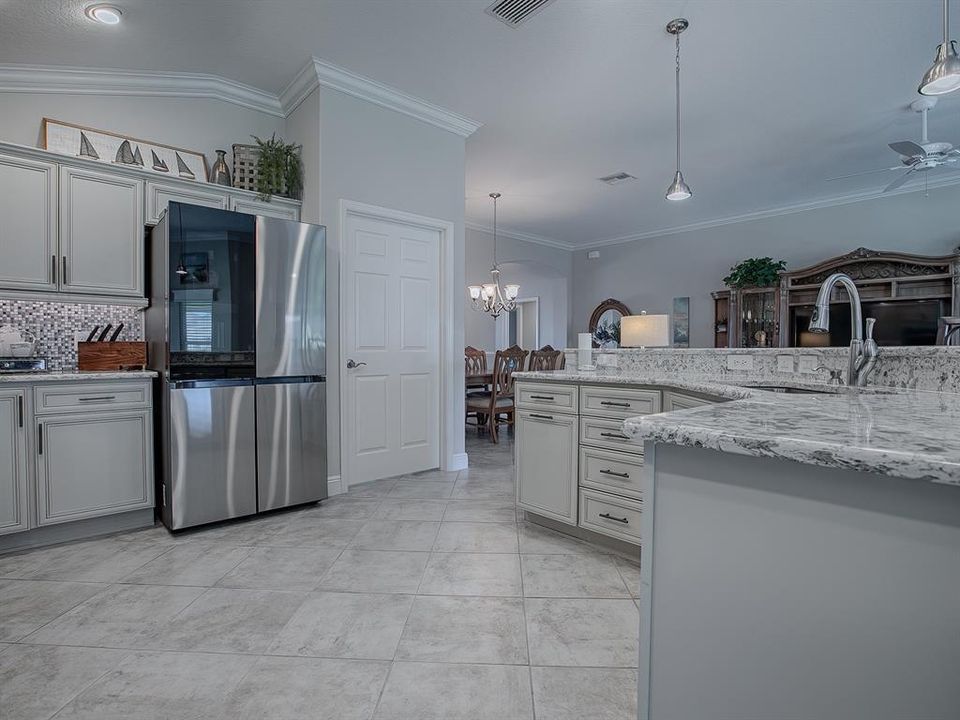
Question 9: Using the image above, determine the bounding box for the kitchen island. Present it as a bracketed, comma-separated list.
[514, 369, 960, 720]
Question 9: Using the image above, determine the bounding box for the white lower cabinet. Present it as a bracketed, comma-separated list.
[35, 409, 153, 526]
[516, 409, 578, 525]
[0, 389, 28, 535]
[579, 487, 643, 544]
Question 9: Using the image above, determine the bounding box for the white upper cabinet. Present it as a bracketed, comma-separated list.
[230, 196, 300, 221]
[0, 154, 58, 291]
[59, 165, 144, 297]
[146, 180, 229, 225]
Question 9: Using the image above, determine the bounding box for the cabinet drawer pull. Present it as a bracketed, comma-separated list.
[600, 431, 630, 440]
[17, 396, 23, 428]
[529, 413, 555, 420]
[599, 512, 629, 524]
[62, 256, 68, 285]
[78, 395, 116, 402]
[37, 424, 43, 455]
[529, 394, 556, 401]
[599, 468, 630, 479]
[51, 255, 57, 285]
[600, 400, 631, 408]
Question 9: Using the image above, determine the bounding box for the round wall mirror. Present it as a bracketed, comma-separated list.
[589, 299, 631, 348]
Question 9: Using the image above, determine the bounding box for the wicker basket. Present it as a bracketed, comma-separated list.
[231, 143, 259, 193]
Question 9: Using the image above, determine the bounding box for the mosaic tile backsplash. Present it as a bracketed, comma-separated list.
[0, 300, 144, 371]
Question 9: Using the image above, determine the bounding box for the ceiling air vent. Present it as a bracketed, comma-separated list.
[599, 172, 637, 186]
[486, 0, 558, 28]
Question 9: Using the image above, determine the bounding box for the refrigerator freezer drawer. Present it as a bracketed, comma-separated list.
[168, 384, 257, 529]
[256, 381, 327, 511]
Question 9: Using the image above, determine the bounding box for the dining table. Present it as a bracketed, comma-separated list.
[466, 372, 493, 390]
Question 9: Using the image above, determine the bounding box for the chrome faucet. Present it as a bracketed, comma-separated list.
[808, 272, 879, 387]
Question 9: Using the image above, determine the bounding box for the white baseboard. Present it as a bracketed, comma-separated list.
[327, 475, 344, 496]
[447, 453, 469, 472]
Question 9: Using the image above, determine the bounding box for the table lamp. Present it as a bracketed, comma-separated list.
[621, 311, 670, 349]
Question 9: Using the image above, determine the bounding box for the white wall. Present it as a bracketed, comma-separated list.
[572, 186, 960, 348]
[465, 225, 572, 351]
[0, 93, 284, 163]
[315, 86, 468, 482]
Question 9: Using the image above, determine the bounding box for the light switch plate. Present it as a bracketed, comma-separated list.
[776, 355, 795, 373]
[726, 355, 754, 371]
[798, 355, 821, 373]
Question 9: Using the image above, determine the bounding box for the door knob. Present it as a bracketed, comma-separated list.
[346, 359, 367, 369]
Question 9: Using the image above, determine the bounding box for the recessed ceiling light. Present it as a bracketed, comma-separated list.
[85, 4, 122, 25]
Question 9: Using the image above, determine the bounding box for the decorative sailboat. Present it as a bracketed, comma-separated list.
[151, 150, 169, 172]
[132, 146, 144, 166]
[114, 140, 137, 165]
[175, 151, 195, 180]
[78, 131, 99, 160]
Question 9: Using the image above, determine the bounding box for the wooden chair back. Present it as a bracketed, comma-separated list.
[528, 345, 565, 371]
[465, 346, 487, 376]
[491, 345, 528, 399]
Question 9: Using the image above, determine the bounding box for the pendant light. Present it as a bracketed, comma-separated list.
[919, 0, 960, 95]
[665, 18, 692, 201]
[467, 193, 519, 319]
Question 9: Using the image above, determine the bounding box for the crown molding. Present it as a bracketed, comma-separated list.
[0, 63, 284, 117]
[577, 173, 960, 250]
[465, 221, 573, 251]
[279, 57, 482, 138]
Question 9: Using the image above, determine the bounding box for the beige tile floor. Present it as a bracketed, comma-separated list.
[0, 431, 641, 720]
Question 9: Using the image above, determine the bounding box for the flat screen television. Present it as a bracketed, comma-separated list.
[790, 299, 947, 347]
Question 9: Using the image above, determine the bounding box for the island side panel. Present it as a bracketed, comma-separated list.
[639, 443, 960, 720]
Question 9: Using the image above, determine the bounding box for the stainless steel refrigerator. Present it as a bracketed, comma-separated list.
[147, 203, 326, 530]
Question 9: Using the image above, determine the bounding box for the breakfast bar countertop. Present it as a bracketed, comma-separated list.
[0, 370, 158, 383]
[513, 369, 960, 487]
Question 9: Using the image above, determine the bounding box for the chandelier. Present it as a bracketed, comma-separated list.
[468, 192, 519, 318]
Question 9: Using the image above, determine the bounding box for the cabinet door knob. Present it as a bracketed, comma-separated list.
[599, 468, 630, 479]
[61, 257, 68, 285]
[37, 424, 43, 455]
[600, 431, 630, 440]
[529, 413, 554, 420]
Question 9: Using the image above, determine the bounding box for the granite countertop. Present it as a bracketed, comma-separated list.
[0, 370, 157, 383]
[514, 369, 960, 486]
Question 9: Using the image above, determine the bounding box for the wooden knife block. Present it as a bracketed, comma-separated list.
[77, 341, 147, 372]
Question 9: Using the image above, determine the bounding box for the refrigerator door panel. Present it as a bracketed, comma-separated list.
[169, 383, 257, 529]
[256, 217, 326, 378]
[256, 381, 327, 511]
[168, 203, 256, 378]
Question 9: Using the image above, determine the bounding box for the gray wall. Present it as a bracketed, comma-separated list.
[313, 86, 467, 482]
[0, 93, 284, 162]
[573, 185, 960, 348]
[465, 226, 572, 351]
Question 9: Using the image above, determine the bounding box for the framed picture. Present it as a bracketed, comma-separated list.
[672, 297, 690, 347]
[41, 118, 208, 182]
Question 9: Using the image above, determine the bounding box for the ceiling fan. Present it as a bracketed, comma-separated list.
[830, 97, 960, 192]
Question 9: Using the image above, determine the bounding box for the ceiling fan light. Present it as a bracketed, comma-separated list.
[665, 170, 692, 201]
[919, 41, 960, 94]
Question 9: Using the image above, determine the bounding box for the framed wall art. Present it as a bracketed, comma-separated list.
[41, 118, 209, 182]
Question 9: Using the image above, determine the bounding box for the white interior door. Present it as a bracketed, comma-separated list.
[343, 211, 441, 485]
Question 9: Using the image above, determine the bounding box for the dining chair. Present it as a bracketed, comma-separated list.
[465, 345, 489, 427]
[466, 345, 528, 443]
[528, 344, 565, 371]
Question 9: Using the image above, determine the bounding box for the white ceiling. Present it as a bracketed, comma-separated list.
[2, 0, 958, 247]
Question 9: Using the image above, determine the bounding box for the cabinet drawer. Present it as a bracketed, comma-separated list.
[516, 382, 578, 414]
[580, 386, 660, 419]
[664, 390, 718, 411]
[580, 416, 643, 454]
[579, 488, 642, 545]
[579, 446, 644, 500]
[34, 381, 151, 414]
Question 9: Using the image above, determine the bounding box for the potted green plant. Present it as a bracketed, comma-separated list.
[723, 257, 786, 288]
[252, 133, 303, 201]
